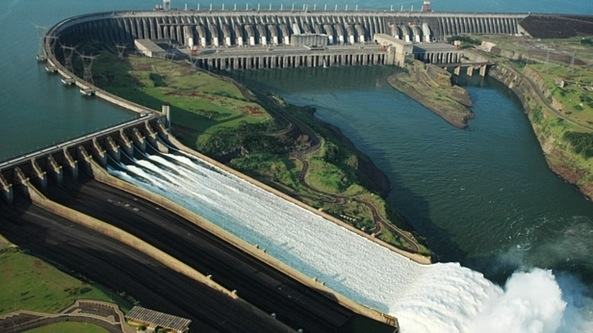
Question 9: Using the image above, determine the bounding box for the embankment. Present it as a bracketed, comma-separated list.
[15, 175, 295, 332]
[388, 61, 474, 129]
[490, 63, 593, 200]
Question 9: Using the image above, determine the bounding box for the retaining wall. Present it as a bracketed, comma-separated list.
[16, 177, 294, 332]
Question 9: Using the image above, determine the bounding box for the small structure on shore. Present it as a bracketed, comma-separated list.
[126, 306, 191, 333]
[134, 39, 166, 58]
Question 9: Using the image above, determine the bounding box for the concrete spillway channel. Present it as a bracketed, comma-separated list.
[0, 146, 397, 331]
[44, 176, 397, 332]
[0, 195, 291, 332]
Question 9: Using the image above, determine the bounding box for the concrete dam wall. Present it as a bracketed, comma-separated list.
[0, 117, 167, 204]
[53, 11, 525, 48]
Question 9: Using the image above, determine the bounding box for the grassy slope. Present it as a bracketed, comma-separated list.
[93, 52, 271, 145]
[484, 35, 593, 196]
[24, 322, 109, 333]
[92, 54, 428, 254]
[523, 63, 593, 193]
[0, 249, 122, 315]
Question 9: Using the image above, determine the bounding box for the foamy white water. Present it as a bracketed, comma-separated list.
[108, 152, 593, 333]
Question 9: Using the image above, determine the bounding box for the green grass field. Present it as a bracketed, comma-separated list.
[94, 53, 271, 146]
[230, 153, 301, 189]
[0, 234, 13, 250]
[24, 322, 109, 333]
[528, 63, 593, 126]
[0, 249, 122, 315]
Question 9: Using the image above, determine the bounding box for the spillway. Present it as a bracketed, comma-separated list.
[108, 150, 584, 333]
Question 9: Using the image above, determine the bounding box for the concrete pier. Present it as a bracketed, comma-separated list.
[63, 148, 78, 179]
[30, 159, 47, 190]
[0, 173, 13, 204]
[119, 130, 134, 156]
[106, 137, 121, 161]
[91, 138, 107, 166]
[47, 155, 63, 184]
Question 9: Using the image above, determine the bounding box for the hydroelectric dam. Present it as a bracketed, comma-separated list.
[44, 5, 579, 73]
[3, 2, 593, 332]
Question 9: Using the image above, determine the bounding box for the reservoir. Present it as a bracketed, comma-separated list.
[2, 0, 592, 160]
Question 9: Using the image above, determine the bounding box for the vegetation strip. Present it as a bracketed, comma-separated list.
[480, 35, 593, 200]
[91, 52, 430, 255]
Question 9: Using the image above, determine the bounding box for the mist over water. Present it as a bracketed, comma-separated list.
[231, 67, 593, 331]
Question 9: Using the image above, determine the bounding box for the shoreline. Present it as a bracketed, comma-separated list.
[489, 63, 593, 202]
[387, 62, 474, 129]
[276, 99, 427, 242]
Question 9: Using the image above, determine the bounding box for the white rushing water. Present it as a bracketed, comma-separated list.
[108, 152, 593, 333]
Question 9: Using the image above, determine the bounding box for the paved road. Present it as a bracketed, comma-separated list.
[45, 179, 395, 333]
[0, 200, 294, 333]
[294, 154, 422, 253]
[188, 45, 384, 60]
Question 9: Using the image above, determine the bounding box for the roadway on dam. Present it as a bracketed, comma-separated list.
[0, 198, 291, 333]
[43, 178, 394, 333]
[189, 44, 384, 59]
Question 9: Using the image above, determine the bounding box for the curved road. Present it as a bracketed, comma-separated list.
[293, 154, 422, 254]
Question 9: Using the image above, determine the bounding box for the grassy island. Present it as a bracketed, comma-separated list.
[388, 60, 474, 128]
[91, 52, 430, 256]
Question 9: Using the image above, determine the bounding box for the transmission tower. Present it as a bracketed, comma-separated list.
[60, 45, 76, 72]
[165, 40, 176, 62]
[115, 44, 127, 59]
[79, 54, 97, 85]
[190, 57, 201, 71]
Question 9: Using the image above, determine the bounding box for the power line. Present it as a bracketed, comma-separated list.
[79, 54, 97, 85]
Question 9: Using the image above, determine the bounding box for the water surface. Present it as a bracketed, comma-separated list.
[235, 67, 593, 288]
[2, 0, 592, 161]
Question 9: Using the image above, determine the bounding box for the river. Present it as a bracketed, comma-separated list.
[235, 67, 593, 286]
[2, 0, 593, 331]
[233, 65, 593, 330]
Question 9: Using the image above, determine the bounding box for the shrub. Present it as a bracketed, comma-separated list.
[564, 131, 593, 158]
[581, 37, 593, 47]
[447, 35, 481, 46]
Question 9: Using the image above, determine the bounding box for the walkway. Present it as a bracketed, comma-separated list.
[0, 300, 133, 333]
